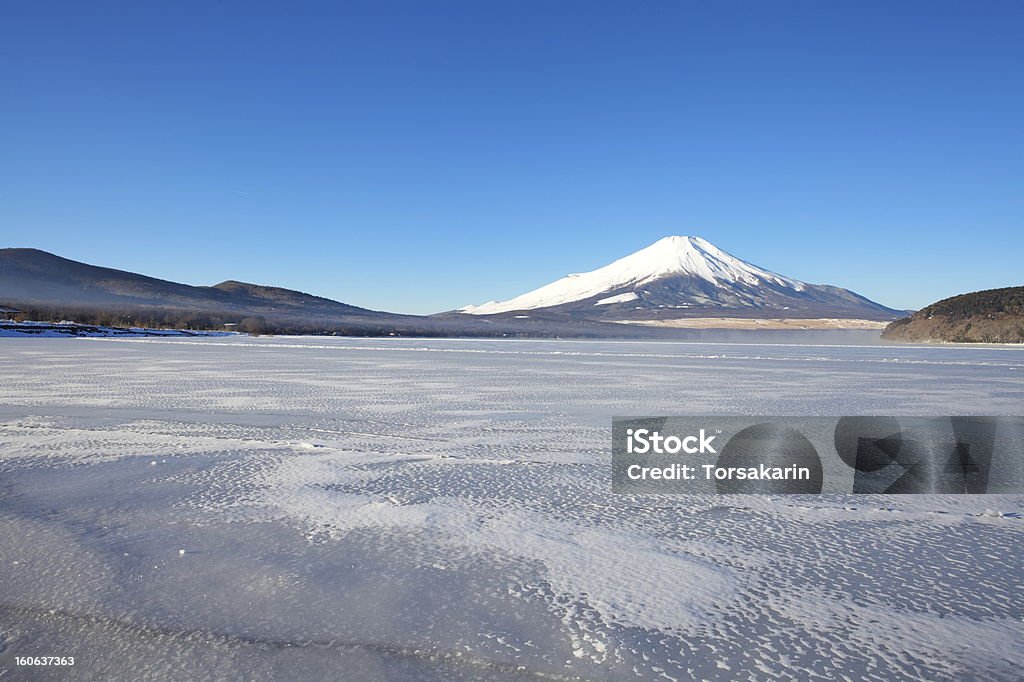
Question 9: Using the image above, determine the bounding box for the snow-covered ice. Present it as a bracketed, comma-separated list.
[0, 336, 1021, 680]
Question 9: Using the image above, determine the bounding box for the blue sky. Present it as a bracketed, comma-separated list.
[2, 1, 1021, 314]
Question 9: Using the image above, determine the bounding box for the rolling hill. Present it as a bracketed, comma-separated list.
[882, 287, 1024, 343]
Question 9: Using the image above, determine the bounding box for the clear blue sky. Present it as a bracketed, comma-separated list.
[2, 1, 1021, 314]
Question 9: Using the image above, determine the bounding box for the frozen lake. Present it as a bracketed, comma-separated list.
[1, 336, 1022, 680]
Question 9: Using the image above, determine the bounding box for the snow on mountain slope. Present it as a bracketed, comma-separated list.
[459, 236, 902, 320]
[595, 292, 640, 306]
[461, 236, 804, 315]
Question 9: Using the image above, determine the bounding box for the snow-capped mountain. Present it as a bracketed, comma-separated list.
[459, 236, 902, 320]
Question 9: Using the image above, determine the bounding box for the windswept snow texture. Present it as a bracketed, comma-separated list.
[1, 336, 1022, 680]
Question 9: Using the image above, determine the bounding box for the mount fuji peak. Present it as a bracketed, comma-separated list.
[459, 236, 902, 321]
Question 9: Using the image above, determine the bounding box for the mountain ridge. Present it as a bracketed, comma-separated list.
[459, 236, 903, 321]
[1, 242, 906, 336]
[0, 247, 705, 338]
[0, 247, 379, 317]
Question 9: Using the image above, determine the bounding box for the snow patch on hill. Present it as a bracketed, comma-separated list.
[595, 292, 639, 306]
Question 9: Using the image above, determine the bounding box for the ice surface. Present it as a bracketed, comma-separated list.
[0, 336, 1022, 680]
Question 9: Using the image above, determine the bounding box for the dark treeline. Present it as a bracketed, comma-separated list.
[4, 304, 262, 332]
[913, 286, 1024, 321]
[0, 304, 430, 336]
[2, 304, 376, 335]
[0, 302, 601, 338]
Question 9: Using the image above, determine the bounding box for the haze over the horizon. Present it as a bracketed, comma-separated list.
[3, 1, 1022, 314]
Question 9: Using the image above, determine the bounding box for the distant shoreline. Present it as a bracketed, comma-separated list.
[614, 318, 890, 330]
